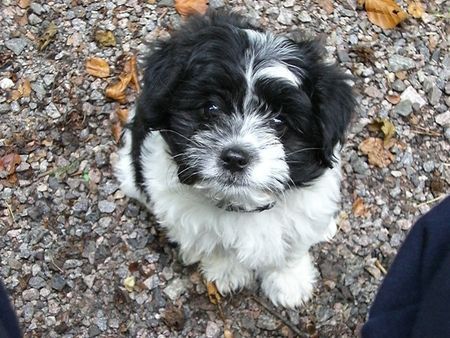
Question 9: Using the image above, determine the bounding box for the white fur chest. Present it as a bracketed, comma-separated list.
[137, 132, 341, 270]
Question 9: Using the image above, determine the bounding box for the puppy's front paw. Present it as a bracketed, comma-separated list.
[261, 254, 318, 308]
[201, 255, 253, 295]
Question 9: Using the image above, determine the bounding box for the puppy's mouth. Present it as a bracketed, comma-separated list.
[192, 180, 278, 213]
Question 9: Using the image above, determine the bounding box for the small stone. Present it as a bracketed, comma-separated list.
[277, 8, 293, 25]
[22, 289, 40, 301]
[435, 111, 450, 127]
[143, 275, 159, 290]
[30, 2, 44, 14]
[88, 325, 102, 337]
[98, 200, 116, 213]
[392, 79, 406, 92]
[209, 0, 225, 8]
[394, 99, 412, 117]
[444, 128, 450, 141]
[283, 0, 295, 7]
[161, 267, 174, 281]
[5, 38, 28, 55]
[205, 321, 221, 338]
[298, 11, 312, 22]
[46, 102, 61, 119]
[83, 275, 96, 288]
[28, 276, 46, 289]
[51, 274, 67, 291]
[388, 55, 416, 72]
[73, 200, 89, 213]
[0, 78, 14, 90]
[256, 314, 280, 331]
[427, 84, 442, 106]
[337, 48, 350, 63]
[391, 170, 402, 177]
[163, 278, 187, 301]
[28, 13, 42, 25]
[400, 86, 426, 108]
[423, 161, 435, 173]
[364, 85, 382, 98]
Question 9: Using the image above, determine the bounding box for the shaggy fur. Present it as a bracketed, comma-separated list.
[115, 11, 354, 307]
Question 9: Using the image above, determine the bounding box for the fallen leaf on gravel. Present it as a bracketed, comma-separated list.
[94, 29, 116, 47]
[125, 55, 140, 92]
[85, 57, 110, 78]
[163, 304, 186, 331]
[407, 1, 424, 18]
[175, 0, 208, 17]
[352, 197, 368, 217]
[206, 281, 221, 305]
[318, 0, 334, 14]
[116, 108, 129, 125]
[105, 73, 132, 103]
[124, 276, 136, 292]
[386, 94, 400, 104]
[0, 153, 21, 176]
[368, 118, 396, 145]
[18, 0, 30, 9]
[111, 121, 123, 143]
[359, 137, 395, 168]
[38, 22, 58, 51]
[364, 0, 408, 29]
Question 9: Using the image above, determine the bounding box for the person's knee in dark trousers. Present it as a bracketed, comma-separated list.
[362, 196, 450, 338]
[0, 280, 22, 338]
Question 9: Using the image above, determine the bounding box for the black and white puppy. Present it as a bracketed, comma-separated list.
[115, 11, 354, 308]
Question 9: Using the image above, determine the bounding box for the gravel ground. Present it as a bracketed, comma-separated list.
[1, 0, 449, 337]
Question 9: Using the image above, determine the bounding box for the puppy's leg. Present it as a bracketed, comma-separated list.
[200, 251, 253, 295]
[261, 253, 318, 308]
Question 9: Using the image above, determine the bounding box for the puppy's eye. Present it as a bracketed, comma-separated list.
[204, 103, 220, 115]
[271, 116, 287, 133]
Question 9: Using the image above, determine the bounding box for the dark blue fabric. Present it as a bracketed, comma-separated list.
[362, 196, 450, 338]
[0, 281, 21, 338]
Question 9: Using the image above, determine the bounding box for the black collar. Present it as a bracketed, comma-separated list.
[217, 201, 276, 213]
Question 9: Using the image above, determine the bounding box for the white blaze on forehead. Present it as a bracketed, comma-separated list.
[243, 29, 302, 109]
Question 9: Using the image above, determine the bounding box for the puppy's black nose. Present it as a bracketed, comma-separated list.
[220, 147, 250, 172]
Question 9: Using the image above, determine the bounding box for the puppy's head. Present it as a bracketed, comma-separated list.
[133, 11, 355, 211]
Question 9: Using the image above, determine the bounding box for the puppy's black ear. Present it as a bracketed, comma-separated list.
[297, 40, 355, 167]
[133, 41, 186, 131]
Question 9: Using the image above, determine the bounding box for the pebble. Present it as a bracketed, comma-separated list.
[394, 99, 412, 117]
[0, 78, 14, 90]
[427, 84, 442, 106]
[277, 8, 293, 25]
[163, 278, 187, 301]
[51, 274, 67, 291]
[400, 86, 427, 108]
[5, 38, 28, 55]
[209, 0, 225, 8]
[22, 289, 40, 301]
[435, 111, 450, 127]
[423, 161, 435, 173]
[205, 321, 221, 338]
[28, 13, 42, 25]
[298, 11, 312, 23]
[392, 79, 406, 92]
[256, 314, 279, 331]
[30, 3, 45, 14]
[143, 275, 160, 290]
[98, 200, 116, 213]
[388, 55, 416, 72]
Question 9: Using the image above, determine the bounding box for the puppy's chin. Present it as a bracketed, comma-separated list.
[192, 181, 279, 212]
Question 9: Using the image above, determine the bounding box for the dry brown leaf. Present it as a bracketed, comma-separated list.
[224, 329, 234, 338]
[116, 108, 129, 126]
[206, 281, 221, 305]
[111, 121, 123, 143]
[18, 0, 31, 9]
[359, 137, 395, 168]
[368, 118, 396, 145]
[318, 0, 334, 14]
[386, 94, 400, 104]
[105, 73, 132, 103]
[407, 1, 424, 18]
[86, 57, 110, 78]
[352, 197, 367, 217]
[21, 79, 31, 97]
[38, 22, 58, 51]
[94, 29, 116, 47]
[364, 0, 408, 29]
[175, 0, 208, 17]
[163, 304, 186, 331]
[0, 153, 21, 176]
[123, 55, 140, 92]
